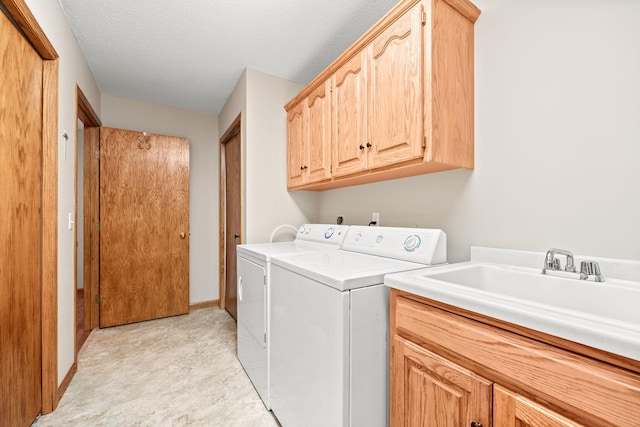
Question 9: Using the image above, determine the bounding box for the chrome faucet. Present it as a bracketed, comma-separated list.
[542, 248, 576, 274]
[542, 248, 604, 282]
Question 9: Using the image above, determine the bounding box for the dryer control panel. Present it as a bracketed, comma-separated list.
[341, 226, 447, 265]
[295, 224, 350, 246]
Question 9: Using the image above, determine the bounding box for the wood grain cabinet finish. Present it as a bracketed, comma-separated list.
[286, 80, 332, 187]
[390, 289, 640, 427]
[285, 0, 481, 190]
[493, 385, 586, 427]
[391, 335, 492, 427]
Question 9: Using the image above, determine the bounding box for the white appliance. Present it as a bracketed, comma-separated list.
[236, 224, 350, 409]
[269, 226, 446, 427]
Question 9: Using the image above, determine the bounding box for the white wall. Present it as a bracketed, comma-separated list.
[24, 0, 101, 385]
[318, 0, 640, 263]
[100, 95, 219, 305]
[219, 68, 317, 244]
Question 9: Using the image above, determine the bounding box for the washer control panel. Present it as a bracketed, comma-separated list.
[342, 226, 446, 265]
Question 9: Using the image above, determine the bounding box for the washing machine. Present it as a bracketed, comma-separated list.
[236, 223, 350, 409]
[269, 226, 446, 427]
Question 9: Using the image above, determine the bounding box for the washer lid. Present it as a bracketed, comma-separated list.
[271, 250, 433, 291]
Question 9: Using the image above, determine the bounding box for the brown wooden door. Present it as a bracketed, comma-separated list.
[99, 127, 189, 327]
[224, 129, 241, 320]
[287, 101, 306, 188]
[332, 51, 367, 177]
[0, 9, 43, 425]
[367, 2, 424, 169]
[83, 126, 100, 330]
[494, 385, 585, 427]
[306, 81, 332, 184]
[391, 336, 492, 427]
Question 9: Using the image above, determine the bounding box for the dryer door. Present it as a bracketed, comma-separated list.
[237, 256, 268, 407]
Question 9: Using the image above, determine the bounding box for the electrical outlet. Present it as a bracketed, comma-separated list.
[372, 212, 380, 226]
[337, 214, 344, 225]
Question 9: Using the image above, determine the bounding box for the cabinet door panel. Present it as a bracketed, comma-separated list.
[391, 336, 492, 427]
[306, 81, 332, 183]
[494, 385, 585, 427]
[332, 52, 367, 177]
[368, 3, 424, 169]
[287, 102, 306, 187]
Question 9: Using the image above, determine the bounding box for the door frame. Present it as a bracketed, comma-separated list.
[74, 85, 101, 359]
[1, 0, 59, 413]
[218, 114, 243, 310]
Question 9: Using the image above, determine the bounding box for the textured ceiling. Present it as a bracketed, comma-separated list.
[58, 0, 399, 115]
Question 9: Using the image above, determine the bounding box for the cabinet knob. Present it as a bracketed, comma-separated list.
[471, 422, 483, 427]
[366, 142, 372, 148]
[359, 144, 365, 150]
[300, 165, 308, 170]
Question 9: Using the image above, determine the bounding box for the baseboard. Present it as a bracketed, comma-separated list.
[57, 362, 77, 403]
[189, 299, 219, 311]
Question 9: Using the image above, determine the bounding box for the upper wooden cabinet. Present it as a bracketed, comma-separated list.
[286, 80, 332, 187]
[285, 0, 481, 190]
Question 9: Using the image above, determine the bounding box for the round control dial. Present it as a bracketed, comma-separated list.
[404, 234, 421, 252]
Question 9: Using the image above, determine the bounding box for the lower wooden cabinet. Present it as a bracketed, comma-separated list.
[391, 335, 492, 427]
[389, 289, 640, 427]
[493, 385, 585, 427]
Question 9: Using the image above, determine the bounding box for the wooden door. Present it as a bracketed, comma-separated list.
[494, 385, 585, 427]
[286, 101, 307, 188]
[367, 2, 424, 169]
[99, 127, 189, 327]
[0, 8, 43, 425]
[224, 129, 241, 320]
[83, 126, 100, 330]
[332, 52, 368, 177]
[306, 81, 332, 184]
[391, 336, 492, 427]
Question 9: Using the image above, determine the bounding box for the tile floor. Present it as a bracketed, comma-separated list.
[33, 307, 279, 427]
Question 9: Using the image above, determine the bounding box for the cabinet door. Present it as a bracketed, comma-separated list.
[287, 100, 307, 188]
[494, 385, 586, 427]
[306, 81, 332, 183]
[367, 2, 424, 169]
[332, 51, 367, 177]
[391, 336, 492, 427]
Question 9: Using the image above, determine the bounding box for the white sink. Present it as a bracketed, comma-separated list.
[422, 264, 640, 324]
[384, 247, 640, 361]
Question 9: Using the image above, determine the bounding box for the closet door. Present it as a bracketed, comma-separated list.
[0, 8, 43, 425]
[99, 127, 189, 327]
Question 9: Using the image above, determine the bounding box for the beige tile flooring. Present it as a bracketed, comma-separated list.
[33, 308, 279, 427]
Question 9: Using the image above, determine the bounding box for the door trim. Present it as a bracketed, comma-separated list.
[218, 114, 242, 310]
[2, 0, 59, 414]
[74, 84, 101, 360]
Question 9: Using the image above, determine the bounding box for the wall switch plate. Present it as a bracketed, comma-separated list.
[68, 212, 74, 230]
[372, 212, 380, 226]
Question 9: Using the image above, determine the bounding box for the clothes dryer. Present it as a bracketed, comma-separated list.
[236, 224, 349, 409]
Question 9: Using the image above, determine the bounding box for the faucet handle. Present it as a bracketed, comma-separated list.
[580, 261, 604, 282]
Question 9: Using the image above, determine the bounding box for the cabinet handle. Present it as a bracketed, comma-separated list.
[471, 422, 483, 427]
[359, 144, 365, 150]
[366, 142, 372, 148]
